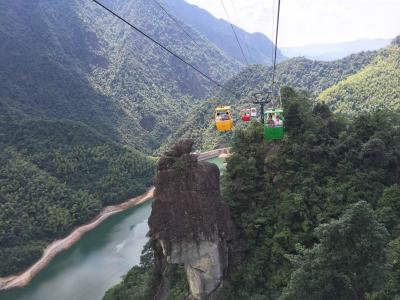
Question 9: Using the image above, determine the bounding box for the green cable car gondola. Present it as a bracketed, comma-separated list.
[264, 108, 284, 140]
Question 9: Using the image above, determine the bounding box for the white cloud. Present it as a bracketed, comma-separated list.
[184, 0, 400, 47]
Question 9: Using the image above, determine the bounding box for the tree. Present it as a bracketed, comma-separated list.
[377, 185, 400, 236]
[281, 201, 389, 300]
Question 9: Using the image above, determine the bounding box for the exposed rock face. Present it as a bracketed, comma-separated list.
[149, 139, 238, 300]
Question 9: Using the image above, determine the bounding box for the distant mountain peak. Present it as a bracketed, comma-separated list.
[164, 0, 285, 65]
[392, 35, 400, 46]
[282, 38, 392, 61]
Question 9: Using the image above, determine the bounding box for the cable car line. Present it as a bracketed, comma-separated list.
[89, 0, 230, 91]
[151, 0, 229, 79]
[251, 0, 282, 125]
[262, 0, 284, 141]
[220, 0, 249, 66]
[271, 0, 276, 67]
[151, 0, 200, 47]
[228, 0, 252, 62]
[271, 0, 281, 92]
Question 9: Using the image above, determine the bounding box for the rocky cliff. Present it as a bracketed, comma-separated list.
[148, 139, 238, 300]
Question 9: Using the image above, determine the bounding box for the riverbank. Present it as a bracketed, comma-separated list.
[0, 149, 228, 292]
[0, 187, 154, 291]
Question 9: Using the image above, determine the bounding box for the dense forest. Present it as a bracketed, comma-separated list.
[1, 1, 399, 298]
[104, 87, 400, 299]
[0, 0, 282, 279]
[217, 87, 400, 299]
[319, 43, 400, 114]
[0, 99, 156, 276]
[168, 49, 379, 151]
[170, 38, 399, 151]
[0, 0, 242, 153]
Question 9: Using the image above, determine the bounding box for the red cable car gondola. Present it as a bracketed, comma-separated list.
[241, 109, 251, 122]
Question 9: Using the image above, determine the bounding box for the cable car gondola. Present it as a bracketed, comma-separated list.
[241, 108, 251, 122]
[215, 106, 233, 132]
[264, 108, 284, 140]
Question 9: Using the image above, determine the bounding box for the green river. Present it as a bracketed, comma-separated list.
[0, 157, 224, 300]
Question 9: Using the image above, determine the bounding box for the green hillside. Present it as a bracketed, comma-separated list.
[169, 50, 377, 151]
[0, 0, 246, 277]
[217, 89, 400, 299]
[0, 99, 156, 276]
[103, 88, 400, 299]
[0, 0, 240, 153]
[319, 44, 400, 114]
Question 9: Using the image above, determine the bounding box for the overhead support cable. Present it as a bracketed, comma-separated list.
[220, 0, 249, 66]
[271, 0, 276, 67]
[271, 0, 281, 92]
[228, 0, 252, 62]
[253, 0, 282, 122]
[151, 0, 200, 47]
[89, 0, 231, 91]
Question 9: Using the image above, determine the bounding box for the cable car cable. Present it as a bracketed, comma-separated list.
[220, 0, 249, 66]
[153, 0, 231, 78]
[271, 0, 281, 92]
[252, 0, 281, 123]
[271, 0, 276, 67]
[89, 0, 231, 91]
[228, 0, 252, 62]
[151, 0, 200, 47]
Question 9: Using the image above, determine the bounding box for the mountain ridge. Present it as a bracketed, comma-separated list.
[165, 0, 285, 65]
[0, 0, 242, 153]
[282, 38, 392, 61]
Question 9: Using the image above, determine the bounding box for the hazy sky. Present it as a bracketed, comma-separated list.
[184, 0, 400, 47]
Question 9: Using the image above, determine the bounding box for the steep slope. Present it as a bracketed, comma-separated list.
[318, 43, 400, 114]
[216, 91, 400, 299]
[0, 97, 156, 276]
[103, 89, 400, 299]
[165, 0, 285, 65]
[168, 50, 377, 150]
[0, 0, 240, 153]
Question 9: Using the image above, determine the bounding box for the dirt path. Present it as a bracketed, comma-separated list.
[0, 148, 229, 292]
[0, 187, 154, 291]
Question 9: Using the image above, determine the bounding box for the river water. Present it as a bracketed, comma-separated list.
[0, 157, 224, 300]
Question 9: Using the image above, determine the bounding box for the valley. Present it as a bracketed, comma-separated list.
[0, 0, 399, 299]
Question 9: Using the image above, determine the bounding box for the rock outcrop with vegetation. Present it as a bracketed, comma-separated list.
[149, 139, 238, 300]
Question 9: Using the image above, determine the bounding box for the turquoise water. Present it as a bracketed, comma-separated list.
[0, 157, 225, 300]
[0, 202, 152, 300]
[206, 156, 226, 173]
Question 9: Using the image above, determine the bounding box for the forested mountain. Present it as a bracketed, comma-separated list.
[169, 49, 377, 150]
[282, 38, 391, 61]
[319, 42, 400, 114]
[0, 0, 240, 153]
[216, 90, 399, 298]
[0, 98, 156, 276]
[165, 0, 285, 65]
[104, 88, 400, 299]
[0, 0, 283, 279]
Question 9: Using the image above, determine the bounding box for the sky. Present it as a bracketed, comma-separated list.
[184, 0, 400, 47]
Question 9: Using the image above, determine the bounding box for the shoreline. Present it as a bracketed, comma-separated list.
[0, 187, 155, 291]
[0, 149, 228, 292]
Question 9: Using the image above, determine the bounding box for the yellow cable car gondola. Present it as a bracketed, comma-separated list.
[215, 106, 233, 132]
